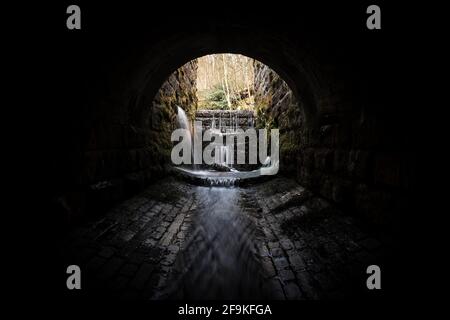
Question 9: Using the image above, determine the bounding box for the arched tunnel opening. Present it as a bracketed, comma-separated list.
[38, 4, 414, 302]
[154, 54, 297, 186]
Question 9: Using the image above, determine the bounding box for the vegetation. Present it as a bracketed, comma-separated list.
[197, 54, 255, 110]
[203, 84, 229, 110]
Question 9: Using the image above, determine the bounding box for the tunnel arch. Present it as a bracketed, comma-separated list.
[152, 51, 302, 117]
[50, 14, 411, 229]
[71, 24, 360, 219]
[127, 28, 330, 129]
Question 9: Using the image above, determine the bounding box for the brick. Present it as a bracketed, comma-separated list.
[280, 239, 294, 250]
[280, 269, 296, 282]
[273, 257, 289, 271]
[270, 247, 284, 258]
[288, 254, 306, 271]
[284, 282, 303, 300]
[261, 258, 276, 278]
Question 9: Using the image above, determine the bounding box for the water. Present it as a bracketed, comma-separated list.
[176, 106, 192, 137]
[166, 186, 268, 299]
[216, 145, 232, 166]
[176, 106, 195, 167]
[175, 107, 279, 186]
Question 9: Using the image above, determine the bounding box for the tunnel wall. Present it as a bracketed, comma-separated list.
[46, 7, 413, 227]
[151, 60, 198, 163]
[66, 61, 198, 221]
[253, 61, 303, 175]
[253, 61, 409, 225]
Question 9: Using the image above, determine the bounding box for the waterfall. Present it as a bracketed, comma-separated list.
[220, 145, 228, 165]
[177, 106, 191, 132]
[176, 106, 194, 165]
[262, 156, 271, 167]
[172, 108, 279, 187]
[213, 144, 233, 167]
[215, 145, 227, 165]
[205, 177, 239, 187]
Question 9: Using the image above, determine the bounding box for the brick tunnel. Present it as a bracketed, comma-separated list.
[38, 3, 414, 301]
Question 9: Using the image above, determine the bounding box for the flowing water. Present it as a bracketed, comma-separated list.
[170, 109, 270, 297]
[167, 186, 269, 299]
[175, 107, 279, 186]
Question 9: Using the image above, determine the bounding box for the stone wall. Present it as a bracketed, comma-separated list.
[195, 110, 254, 131]
[67, 60, 198, 220]
[151, 60, 198, 162]
[253, 61, 409, 225]
[253, 61, 304, 175]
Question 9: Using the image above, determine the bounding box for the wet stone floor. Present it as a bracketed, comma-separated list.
[62, 176, 390, 300]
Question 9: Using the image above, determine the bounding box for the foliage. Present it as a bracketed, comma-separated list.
[204, 84, 229, 110]
[196, 54, 255, 110]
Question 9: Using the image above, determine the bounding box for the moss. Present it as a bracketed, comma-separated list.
[147, 59, 198, 168]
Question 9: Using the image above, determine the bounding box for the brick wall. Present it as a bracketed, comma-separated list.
[253, 61, 411, 225]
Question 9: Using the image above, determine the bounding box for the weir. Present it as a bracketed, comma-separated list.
[173, 107, 279, 186]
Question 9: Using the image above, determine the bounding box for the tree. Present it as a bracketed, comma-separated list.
[196, 54, 255, 110]
[222, 54, 232, 109]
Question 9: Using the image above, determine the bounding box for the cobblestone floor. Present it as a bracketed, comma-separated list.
[62, 176, 390, 300]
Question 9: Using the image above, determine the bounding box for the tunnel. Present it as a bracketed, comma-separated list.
[37, 3, 414, 301]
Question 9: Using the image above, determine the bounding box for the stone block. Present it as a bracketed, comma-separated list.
[284, 282, 303, 300]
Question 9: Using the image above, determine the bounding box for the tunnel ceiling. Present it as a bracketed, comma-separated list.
[58, 4, 387, 131]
